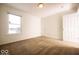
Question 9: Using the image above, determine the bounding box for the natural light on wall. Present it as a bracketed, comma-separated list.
[8, 14, 21, 34]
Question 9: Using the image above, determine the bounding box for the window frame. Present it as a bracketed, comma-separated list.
[8, 13, 22, 34]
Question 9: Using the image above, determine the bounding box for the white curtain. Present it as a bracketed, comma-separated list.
[63, 13, 79, 42]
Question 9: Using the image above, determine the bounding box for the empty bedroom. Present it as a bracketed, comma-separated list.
[0, 3, 79, 55]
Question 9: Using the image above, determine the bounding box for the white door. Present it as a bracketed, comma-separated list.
[63, 13, 79, 42]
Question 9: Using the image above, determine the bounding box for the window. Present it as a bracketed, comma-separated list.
[63, 13, 79, 42]
[8, 14, 21, 34]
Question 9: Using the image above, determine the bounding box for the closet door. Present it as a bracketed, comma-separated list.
[63, 13, 79, 42]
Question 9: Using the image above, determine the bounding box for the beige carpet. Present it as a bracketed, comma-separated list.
[0, 36, 79, 55]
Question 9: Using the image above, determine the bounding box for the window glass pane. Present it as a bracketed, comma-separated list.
[9, 24, 20, 28]
[9, 14, 21, 24]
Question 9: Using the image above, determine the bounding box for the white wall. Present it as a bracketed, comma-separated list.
[0, 5, 41, 45]
[41, 8, 76, 40]
[42, 13, 63, 40]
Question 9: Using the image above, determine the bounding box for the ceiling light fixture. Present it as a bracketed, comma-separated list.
[37, 3, 44, 8]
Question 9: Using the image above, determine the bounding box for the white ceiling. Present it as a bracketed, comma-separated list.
[4, 3, 76, 18]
